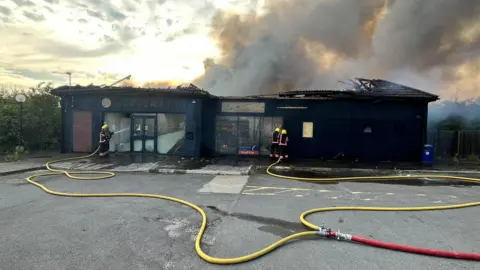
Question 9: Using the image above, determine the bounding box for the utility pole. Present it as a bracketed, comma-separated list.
[66, 72, 72, 88]
[53, 71, 72, 88]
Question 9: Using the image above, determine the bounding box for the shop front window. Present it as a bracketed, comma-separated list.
[215, 116, 283, 155]
[216, 116, 238, 154]
[104, 112, 131, 152]
[157, 113, 186, 154]
[238, 116, 262, 155]
[260, 117, 283, 155]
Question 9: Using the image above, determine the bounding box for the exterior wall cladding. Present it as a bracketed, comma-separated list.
[202, 98, 429, 162]
[53, 79, 438, 162]
[59, 93, 205, 157]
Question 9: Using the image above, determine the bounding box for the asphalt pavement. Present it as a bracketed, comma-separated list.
[0, 171, 478, 270]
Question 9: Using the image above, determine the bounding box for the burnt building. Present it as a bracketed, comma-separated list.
[52, 84, 210, 157]
[53, 78, 439, 162]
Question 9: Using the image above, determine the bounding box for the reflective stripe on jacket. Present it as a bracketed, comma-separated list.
[279, 134, 288, 146]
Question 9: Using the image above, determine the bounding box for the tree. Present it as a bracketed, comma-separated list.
[435, 115, 468, 130]
[0, 82, 61, 153]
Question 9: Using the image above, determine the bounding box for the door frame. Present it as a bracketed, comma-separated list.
[131, 114, 158, 153]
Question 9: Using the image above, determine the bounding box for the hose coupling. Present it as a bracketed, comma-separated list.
[316, 224, 332, 237]
[316, 230, 328, 237]
[335, 231, 352, 241]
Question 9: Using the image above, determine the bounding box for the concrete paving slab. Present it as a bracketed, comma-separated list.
[0, 162, 45, 176]
[198, 175, 249, 194]
[113, 162, 157, 172]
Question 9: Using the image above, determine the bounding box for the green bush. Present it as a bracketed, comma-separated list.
[0, 83, 61, 153]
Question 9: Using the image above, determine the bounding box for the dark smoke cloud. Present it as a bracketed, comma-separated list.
[194, 0, 480, 97]
[372, 0, 480, 71]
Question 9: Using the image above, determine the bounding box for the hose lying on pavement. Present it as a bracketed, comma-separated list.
[25, 149, 480, 264]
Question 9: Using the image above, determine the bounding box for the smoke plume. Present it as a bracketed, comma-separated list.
[193, 0, 480, 98]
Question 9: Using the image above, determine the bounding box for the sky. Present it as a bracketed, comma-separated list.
[0, 0, 478, 100]
[0, 0, 263, 88]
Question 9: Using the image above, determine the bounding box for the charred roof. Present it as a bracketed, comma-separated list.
[52, 78, 439, 102]
[219, 78, 437, 102]
[51, 83, 211, 97]
[244, 78, 438, 102]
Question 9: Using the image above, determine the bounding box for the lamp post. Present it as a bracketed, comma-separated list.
[15, 94, 26, 152]
[53, 71, 72, 88]
[66, 72, 72, 88]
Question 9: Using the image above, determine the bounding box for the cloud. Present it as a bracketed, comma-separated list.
[117, 25, 140, 43]
[194, 0, 480, 98]
[23, 11, 46, 22]
[81, 1, 128, 22]
[121, 0, 137, 12]
[11, 0, 35, 7]
[15, 68, 65, 81]
[0, 0, 224, 88]
[43, 5, 54, 13]
[39, 41, 125, 58]
[86, 9, 103, 19]
[101, 35, 116, 43]
[107, 9, 126, 21]
[0, 6, 12, 16]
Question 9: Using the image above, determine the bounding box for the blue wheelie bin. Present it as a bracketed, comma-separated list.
[422, 144, 434, 165]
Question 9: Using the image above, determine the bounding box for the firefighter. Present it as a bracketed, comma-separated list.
[270, 127, 281, 158]
[99, 124, 114, 157]
[279, 129, 289, 160]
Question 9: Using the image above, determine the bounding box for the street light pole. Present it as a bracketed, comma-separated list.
[53, 71, 72, 88]
[15, 94, 26, 152]
[66, 72, 72, 88]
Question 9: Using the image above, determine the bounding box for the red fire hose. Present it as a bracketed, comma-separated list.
[318, 230, 480, 261]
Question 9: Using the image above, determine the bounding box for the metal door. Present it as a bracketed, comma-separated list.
[283, 114, 318, 159]
[131, 115, 157, 153]
[73, 111, 92, 152]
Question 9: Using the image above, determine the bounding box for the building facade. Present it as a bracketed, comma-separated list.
[53, 78, 439, 162]
[52, 84, 209, 157]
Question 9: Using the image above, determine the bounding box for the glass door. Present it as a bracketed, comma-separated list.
[131, 115, 157, 152]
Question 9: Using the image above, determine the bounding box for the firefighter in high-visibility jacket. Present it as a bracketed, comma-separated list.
[279, 129, 289, 159]
[99, 124, 114, 157]
[270, 128, 281, 158]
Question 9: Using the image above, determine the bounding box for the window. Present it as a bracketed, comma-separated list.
[216, 116, 238, 154]
[215, 116, 283, 155]
[157, 113, 186, 154]
[364, 126, 372, 133]
[260, 117, 283, 155]
[104, 112, 131, 152]
[302, 122, 313, 138]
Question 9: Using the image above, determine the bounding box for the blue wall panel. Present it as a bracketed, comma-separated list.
[184, 99, 203, 157]
[60, 92, 429, 162]
[200, 99, 217, 156]
[208, 98, 428, 162]
[60, 93, 203, 156]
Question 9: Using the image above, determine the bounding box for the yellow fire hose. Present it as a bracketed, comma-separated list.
[25, 148, 480, 264]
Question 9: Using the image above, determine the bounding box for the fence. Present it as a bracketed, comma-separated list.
[427, 130, 480, 158]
